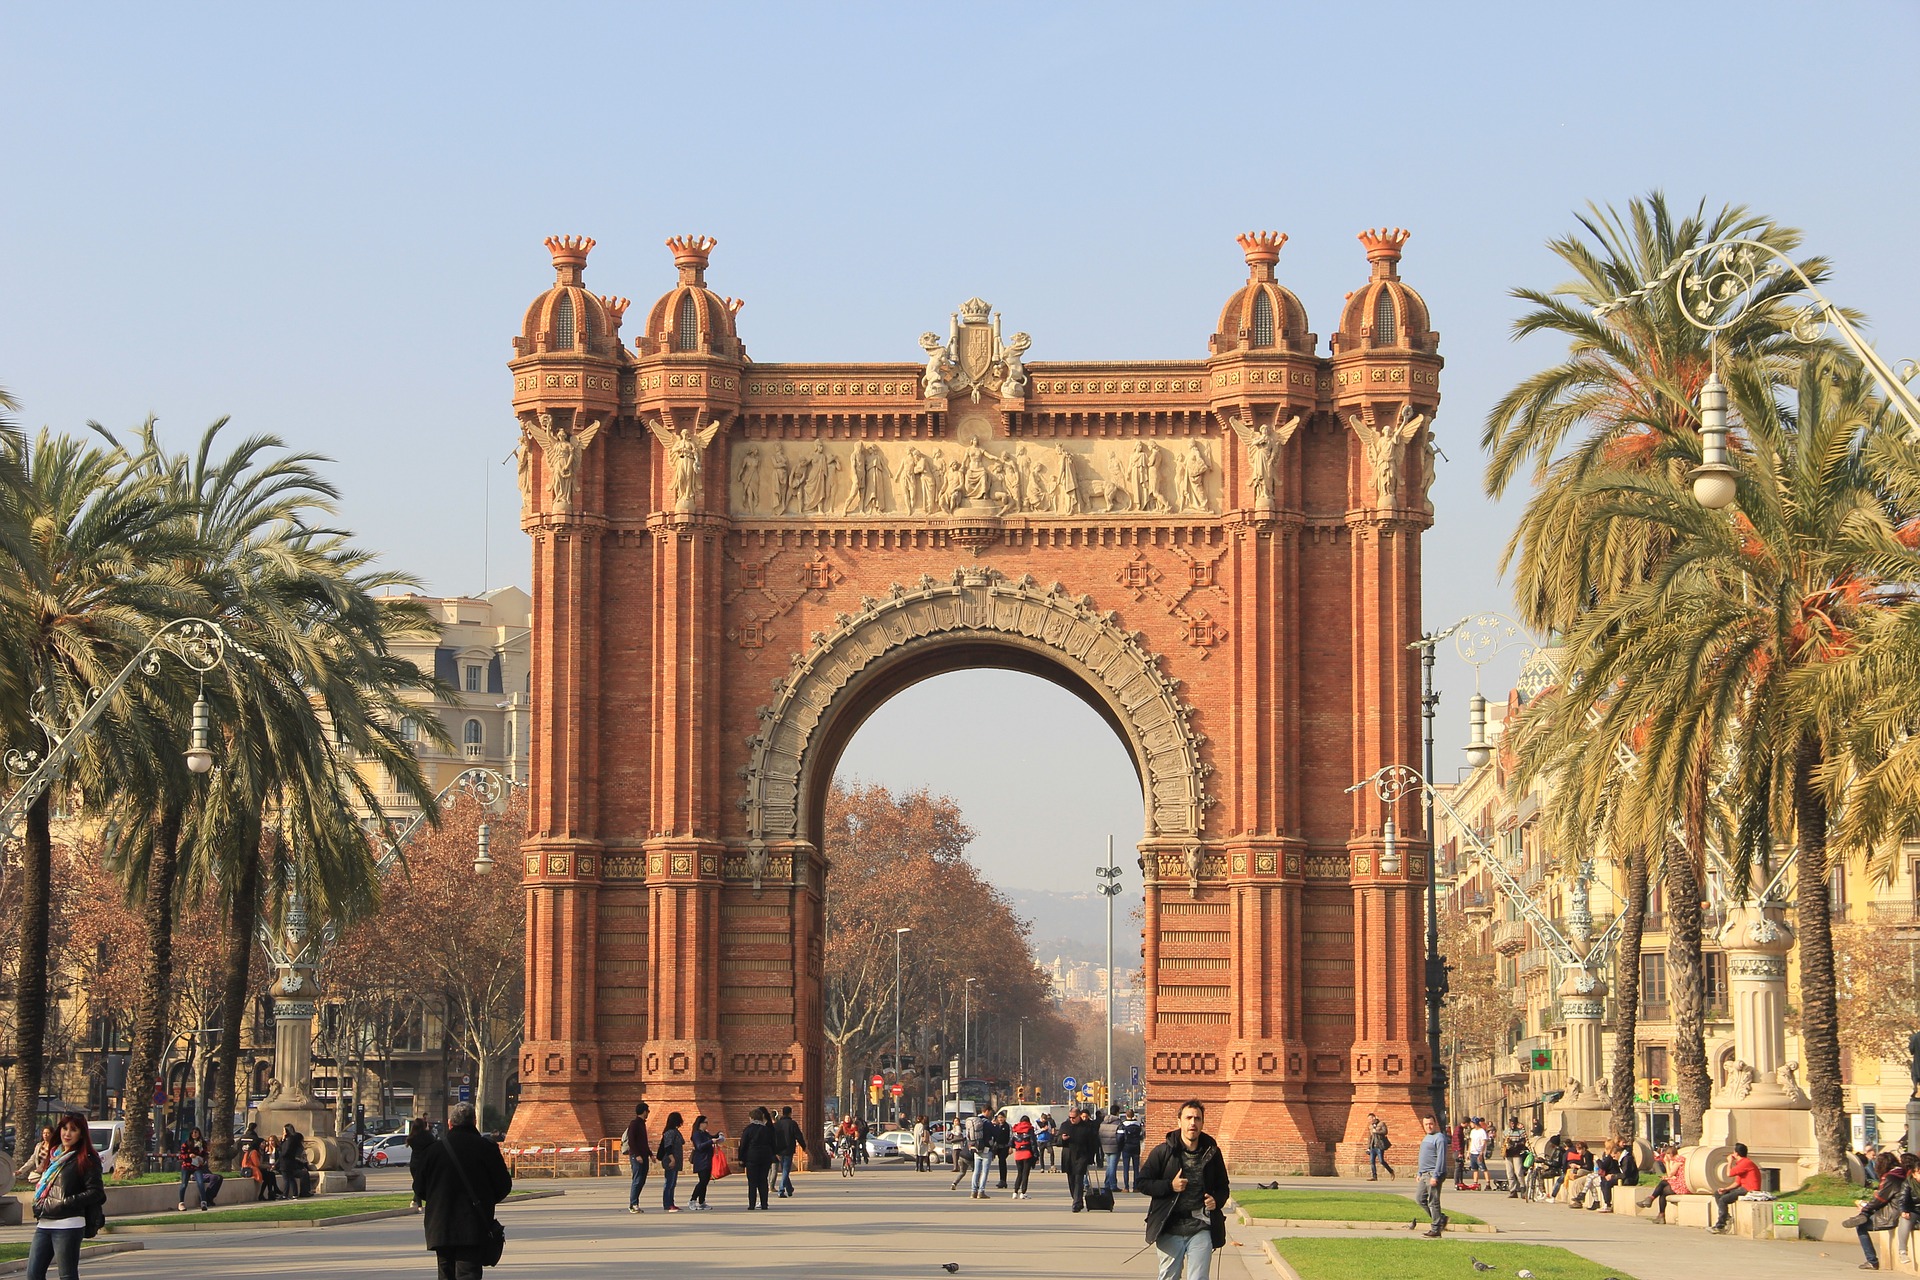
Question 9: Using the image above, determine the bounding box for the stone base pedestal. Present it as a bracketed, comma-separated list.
[316, 1170, 367, 1194]
[250, 1100, 354, 1170]
[1545, 1104, 1612, 1144]
[0, 1196, 20, 1226]
[1675, 1104, 1818, 1194]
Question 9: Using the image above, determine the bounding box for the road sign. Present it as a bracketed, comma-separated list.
[457, 1085, 472, 1103]
[1063, 1075, 1077, 1096]
[1773, 1202, 1800, 1226]
[890, 1083, 904, 1097]
[871, 1073, 885, 1087]
[1130, 1065, 1140, 1089]
[153, 1079, 166, 1106]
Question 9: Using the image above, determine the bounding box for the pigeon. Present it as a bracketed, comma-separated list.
[1409, 1219, 1422, 1230]
[942, 1267, 960, 1275]
[1257, 1180, 1280, 1190]
[1517, 1271, 1536, 1279]
[1471, 1261, 1494, 1273]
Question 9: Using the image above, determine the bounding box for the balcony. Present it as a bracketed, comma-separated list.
[1517, 947, 1550, 978]
[1869, 901, 1920, 938]
[464, 743, 485, 759]
[1642, 911, 1666, 934]
[1460, 892, 1493, 919]
[1491, 919, 1527, 955]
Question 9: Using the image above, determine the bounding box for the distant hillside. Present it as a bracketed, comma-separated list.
[1007, 887, 1146, 966]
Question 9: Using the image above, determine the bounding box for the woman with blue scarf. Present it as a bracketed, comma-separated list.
[29, 1112, 106, 1280]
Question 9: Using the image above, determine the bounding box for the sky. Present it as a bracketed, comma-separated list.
[6, 2, 1917, 892]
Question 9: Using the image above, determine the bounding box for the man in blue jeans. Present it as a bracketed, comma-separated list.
[773, 1106, 803, 1198]
[1119, 1111, 1143, 1192]
[1415, 1113, 1451, 1237]
[968, 1112, 995, 1198]
[621, 1102, 651, 1213]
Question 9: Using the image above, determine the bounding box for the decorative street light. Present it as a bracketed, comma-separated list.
[1690, 364, 1738, 510]
[2, 617, 251, 838]
[1095, 836, 1122, 1118]
[894, 926, 911, 1128]
[377, 765, 526, 875]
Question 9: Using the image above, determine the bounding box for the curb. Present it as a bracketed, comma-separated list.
[1262, 1239, 1303, 1279]
[1233, 1205, 1496, 1234]
[0, 1242, 144, 1275]
[106, 1189, 566, 1235]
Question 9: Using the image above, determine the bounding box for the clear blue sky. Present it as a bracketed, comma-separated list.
[6, 2, 1915, 890]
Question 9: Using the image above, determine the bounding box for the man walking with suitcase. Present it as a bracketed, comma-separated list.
[1062, 1106, 1101, 1212]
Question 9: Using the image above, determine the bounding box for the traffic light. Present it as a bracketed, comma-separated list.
[869, 1083, 882, 1105]
[899, 1054, 915, 1071]
[879, 1053, 894, 1069]
[1015, 1084, 1025, 1103]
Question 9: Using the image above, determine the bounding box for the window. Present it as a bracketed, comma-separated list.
[465, 664, 483, 692]
[1640, 952, 1668, 1015]
[554, 294, 575, 349]
[1829, 865, 1848, 920]
[676, 293, 699, 352]
[1643, 1043, 1668, 1083]
[1704, 951, 1729, 1014]
[400, 716, 419, 742]
[505, 720, 515, 759]
[1251, 292, 1275, 348]
[1373, 292, 1397, 344]
[463, 719, 483, 758]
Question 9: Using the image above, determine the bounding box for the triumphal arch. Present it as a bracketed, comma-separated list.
[505, 228, 1441, 1171]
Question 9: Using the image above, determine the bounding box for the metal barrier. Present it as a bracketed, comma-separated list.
[503, 1141, 616, 1178]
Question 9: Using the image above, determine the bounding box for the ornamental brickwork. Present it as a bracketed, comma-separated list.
[505, 229, 1442, 1171]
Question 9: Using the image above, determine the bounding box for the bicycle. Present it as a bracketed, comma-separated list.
[839, 1137, 857, 1177]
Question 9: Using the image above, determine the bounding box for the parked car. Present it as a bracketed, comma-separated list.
[865, 1128, 913, 1159]
[365, 1132, 414, 1167]
[88, 1122, 124, 1175]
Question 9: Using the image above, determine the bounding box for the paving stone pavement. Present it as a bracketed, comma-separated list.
[3, 1163, 1264, 1279]
[1250, 1175, 1880, 1279]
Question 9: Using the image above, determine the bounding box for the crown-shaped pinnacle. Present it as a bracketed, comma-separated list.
[544, 234, 596, 285]
[598, 295, 631, 326]
[1236, 231, 1288, 264]
[1357, 227, 1411, 262]
[667, 234, 718, 286]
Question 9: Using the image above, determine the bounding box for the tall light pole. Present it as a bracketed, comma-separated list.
[1018, 1016, 1028, 1100]
[1096, 835, 1122, 1115]
[894, 927, 911, 1128]
[963, 977, 977, 1095]
[1407, 619, 1463, 1124]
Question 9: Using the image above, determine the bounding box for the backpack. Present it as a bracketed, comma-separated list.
[968, 1115, 990, 1150]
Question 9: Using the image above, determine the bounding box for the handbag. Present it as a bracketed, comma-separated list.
[444, 1137, 507, 1269]
[711, 1148, 732, 1180]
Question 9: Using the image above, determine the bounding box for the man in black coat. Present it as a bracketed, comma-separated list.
[412, 1102, 513, 1280]
[773, 1105, 803, 1197]
[1137, 1099, 1230, 1279]
[1061, 1106, 1102, 1212]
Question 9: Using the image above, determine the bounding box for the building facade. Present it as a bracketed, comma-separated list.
[506, 229, 1443, 1170]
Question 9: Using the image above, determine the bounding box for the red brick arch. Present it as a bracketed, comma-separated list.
[504, 232, 1441, 1172]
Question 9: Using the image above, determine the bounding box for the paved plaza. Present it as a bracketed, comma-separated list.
[0, 1166, 1890, 1278]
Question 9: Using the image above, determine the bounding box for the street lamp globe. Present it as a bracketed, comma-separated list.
[1463, 691, 1492, 769]
[473, 821, 494, 874]
[1690, 367, 1738, 510]
[184, 694, 215, 775]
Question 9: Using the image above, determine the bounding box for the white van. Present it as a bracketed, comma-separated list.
[87, 1121, 123, 1175]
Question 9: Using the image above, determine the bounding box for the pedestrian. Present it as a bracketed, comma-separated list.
[992, 1110, 1013, 1188]
[275, 1123, 308, 1200]
[739, 1107, 777, 1211]
[1895, 1152, 1920, 1266]
[26, 1111, 105, 1280]
[655, 1112, 686, 1212]
[403, 1119, 436, 1210]
[1559, 1140, 1590, 1204]
[968, 1109, 995, 1199]
[411, 1102, 511, 1280]
[1137, 1099, 1229, 1280]
[1365, 1112, 1395, 1181]
[1120, 1111, 1143, 1192]
[240, 1123, 274, 1202]
[687, 1116, 716, 1211]
[20, 1125, 58, 1181]
[1010, 1113, 1036, 1199]
[177, 1126, 214, 1211]
[1501, 1118, 1527, 1196]
[1414, 1113, 1451, 1237]
[1849, 1150, 1905, 1266]
[912, 1115, 931, 1173]
[1465, 1117, 1489, 1189]
[1591, 1138, 1620, 1212]
[949, 1115, 976, 1192]
[1062, 1106, 1101, 1212]
[1099, 1107, 1125, 1191]
[1035, 1113, 1055, 1170]
[772, 1105, 802, 1198]
[621, 1102, 651, 1213]
[1709, 1140, 1761, 1233]
[1636, 1142, 1683, 1223]
[853, 1114, 870, 1166]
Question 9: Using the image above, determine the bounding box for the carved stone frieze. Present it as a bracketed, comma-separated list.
[740, 569, 1213, 842]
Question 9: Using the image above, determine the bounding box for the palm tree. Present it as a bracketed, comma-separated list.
[1535, 355, 1914, 1175]
[1483, 194, 1832, 1143]
[0, 429, 197, 1147]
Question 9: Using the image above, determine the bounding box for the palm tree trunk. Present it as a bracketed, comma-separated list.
[206, 820, 264, 1171]
[1609, 845, 1649, 1142]
[1664, 848, 1711, 1145]
[1794, 732, 1848, 1175]
[8, 794, 53, 1148]
[120, 803, 184, 1177]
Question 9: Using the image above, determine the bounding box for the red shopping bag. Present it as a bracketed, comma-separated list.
[711, 1148, 732, 1179]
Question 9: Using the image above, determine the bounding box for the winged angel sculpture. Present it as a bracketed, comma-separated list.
[523, 412, 603, 512]
[1220, 410, 1299, 509]
[649, 417, 724, 512]
[1348, 405, 1426, 507]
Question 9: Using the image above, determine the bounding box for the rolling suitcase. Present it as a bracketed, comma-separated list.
[1084, 1186, 1115, 1212]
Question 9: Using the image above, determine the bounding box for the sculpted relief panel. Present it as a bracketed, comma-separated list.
[729, 433, 1220, 519]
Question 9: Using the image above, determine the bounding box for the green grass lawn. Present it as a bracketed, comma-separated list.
[1235, 1188, 1483, 1225]
[1271, 1238, 1637, 1280]
[15, 1171, 179, 1190]
[1779, 1173, 1868, 1206]
[113, 1193, 417, 1228]
[0, 1244, 27, 1264]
